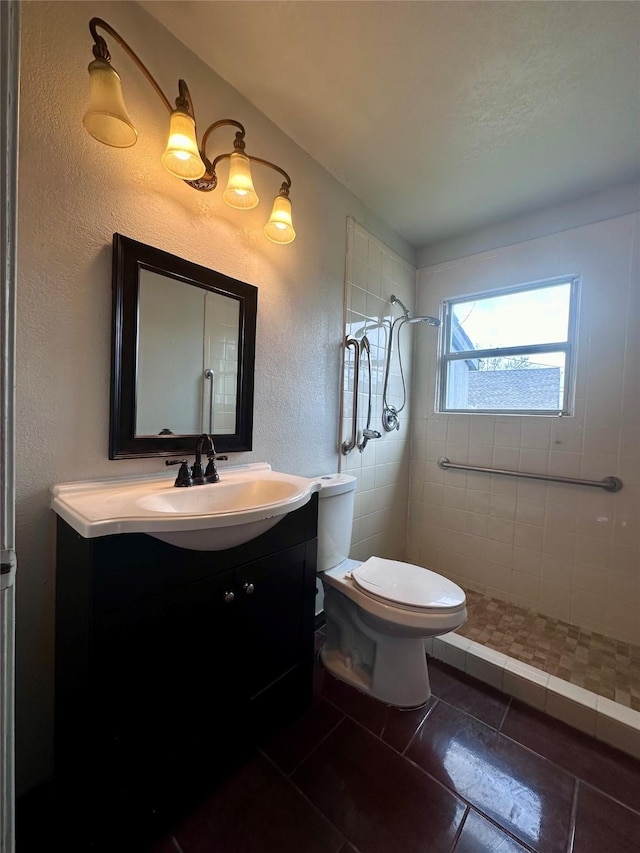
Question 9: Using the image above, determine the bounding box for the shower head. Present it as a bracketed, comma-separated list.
[390, 294, 440, 327]
[390, 294, 410, 321]
[406, 315, 441, 327]
[353, 319, 389, 338]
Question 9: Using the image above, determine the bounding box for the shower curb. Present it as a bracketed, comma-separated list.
[427, 632, 640, 762]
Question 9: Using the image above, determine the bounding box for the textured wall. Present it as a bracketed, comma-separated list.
[409, 213, 640, 646]
[16, 1, 413, 792]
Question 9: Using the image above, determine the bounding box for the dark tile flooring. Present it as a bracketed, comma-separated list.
[18, 632, 640, 853]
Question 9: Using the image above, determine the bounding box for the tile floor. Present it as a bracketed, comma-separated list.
[17, 632, 640, 853]
[458, 590, 640, 711]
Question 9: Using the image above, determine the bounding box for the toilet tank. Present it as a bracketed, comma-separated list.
[316, 473, 357, 572]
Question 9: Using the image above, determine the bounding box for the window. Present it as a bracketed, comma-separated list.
[438, 277, 579, 415]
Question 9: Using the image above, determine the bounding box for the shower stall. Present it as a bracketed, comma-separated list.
[339, 216, 640, 758]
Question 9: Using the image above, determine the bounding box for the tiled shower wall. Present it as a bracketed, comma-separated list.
[340, 219, 418, 561]
[408, 213, 640, 646]
[206, 292, 239, 435]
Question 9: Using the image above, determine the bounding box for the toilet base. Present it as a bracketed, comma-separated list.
[321, 584, 432, 708]
[320, 640, 431, 708]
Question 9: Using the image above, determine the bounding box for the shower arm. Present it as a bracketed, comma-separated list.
[382, 296, 441, 432]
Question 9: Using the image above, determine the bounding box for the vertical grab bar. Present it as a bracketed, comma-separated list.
[204, 368, 214, 434]
[341, 337, 360, 454]
[356, 336, 381, 453]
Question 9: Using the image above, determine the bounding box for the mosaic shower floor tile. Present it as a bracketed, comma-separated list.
[457, 590, 640, 712]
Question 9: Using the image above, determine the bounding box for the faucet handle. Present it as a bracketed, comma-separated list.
[204, 456, 220, 483]
[165, 459, 192, 487]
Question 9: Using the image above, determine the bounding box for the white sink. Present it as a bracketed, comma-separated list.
[135, 478, 304, 516]
[51, 463, 321, 551]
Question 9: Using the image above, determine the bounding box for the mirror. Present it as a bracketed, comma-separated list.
[110, 234, 257, 459]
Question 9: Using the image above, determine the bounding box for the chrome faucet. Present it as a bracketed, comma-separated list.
[166, 433, 222, 487]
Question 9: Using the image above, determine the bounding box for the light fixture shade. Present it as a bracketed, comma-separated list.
[222, 152, 259, 209]
[82, 59, 137, 148]
[264, 194, 296, 244]
[161, 109, 206, 180]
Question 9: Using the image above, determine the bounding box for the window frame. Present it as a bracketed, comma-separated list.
[437, 275, 580, 416]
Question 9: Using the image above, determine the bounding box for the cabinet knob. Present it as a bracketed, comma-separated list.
[224, 591, 235, 604]
[243, 582, 255, 595]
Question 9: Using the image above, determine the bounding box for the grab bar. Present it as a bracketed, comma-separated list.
[357, 336, 381, 453]
[437, 457, 623, 492]
[204, 368, 214, 433]
[341, 337, 361, 454]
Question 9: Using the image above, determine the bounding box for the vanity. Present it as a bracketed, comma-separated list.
[52, 466, 320, 843]
[49, 239, 319, 843]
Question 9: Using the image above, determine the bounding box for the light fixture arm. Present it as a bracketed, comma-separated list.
[201, 119, 247, 155]
[246, 156, 292, 196]
[189, 121, 292, 197]
[175, 79, 197, 121]
[88, 17, 174, 115]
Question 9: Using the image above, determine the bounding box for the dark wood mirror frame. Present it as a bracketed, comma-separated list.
[110, 234, 257, 459]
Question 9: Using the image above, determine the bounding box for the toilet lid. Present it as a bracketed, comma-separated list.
[352, 557, 465, 610]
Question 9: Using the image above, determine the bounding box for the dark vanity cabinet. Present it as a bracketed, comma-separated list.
[54, 495, 318, 843]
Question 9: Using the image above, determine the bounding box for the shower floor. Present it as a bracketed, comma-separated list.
[457, 589, 640, 712]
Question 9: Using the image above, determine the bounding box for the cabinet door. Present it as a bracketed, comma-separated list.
[92, 566, 239, 798]
[238, 543, 314, 701]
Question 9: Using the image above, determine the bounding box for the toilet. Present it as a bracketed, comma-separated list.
[317, 473, 467, 708]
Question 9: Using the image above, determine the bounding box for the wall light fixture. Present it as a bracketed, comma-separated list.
[82, 18, 296, 244]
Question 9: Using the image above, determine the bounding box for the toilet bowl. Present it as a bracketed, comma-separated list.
[316, 473, 467, 708]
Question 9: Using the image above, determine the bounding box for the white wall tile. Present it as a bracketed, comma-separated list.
[503, 660, 549, 711]
[509, 571, 541, 604]
[467, 444, 494, 467]
[465, 489, 491, 515]
[489, 494, 517, 521]
[550, 425, 584, 457]
[521, 418, 551, 450]
[545, 502, 578, 533]
[515, 523, 544, 552]
[542, 529, 576, 560]
[516, 498, 546, 526]
[343, 224, 416, 564]
[539, 581, 572, 621]
[465, 642, 507, 690]
[595, 697, 640, 760]
[571, 588, 604, 626]
[494, 419, 522, 448]
[548, 451, 582, 478]
[464, 511, 488, 538]
[546, 677, 598, 735]
[434, 633, 469, 669]
[487, 517, 515, 544]
[493, 446, 521, 470]
[485, 541, 513, 568]
[572, 563, 609, 596]
[513, 547, 542, 576]
[611, 542, 640, 575]
[575, 535, 610, 568]
[411, 214, 639, 644]
[607, 571, 640, 605]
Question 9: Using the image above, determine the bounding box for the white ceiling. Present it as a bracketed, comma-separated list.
[141, 1, 640, 249]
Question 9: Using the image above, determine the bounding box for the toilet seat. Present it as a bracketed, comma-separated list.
[351, 557, 466, 613]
